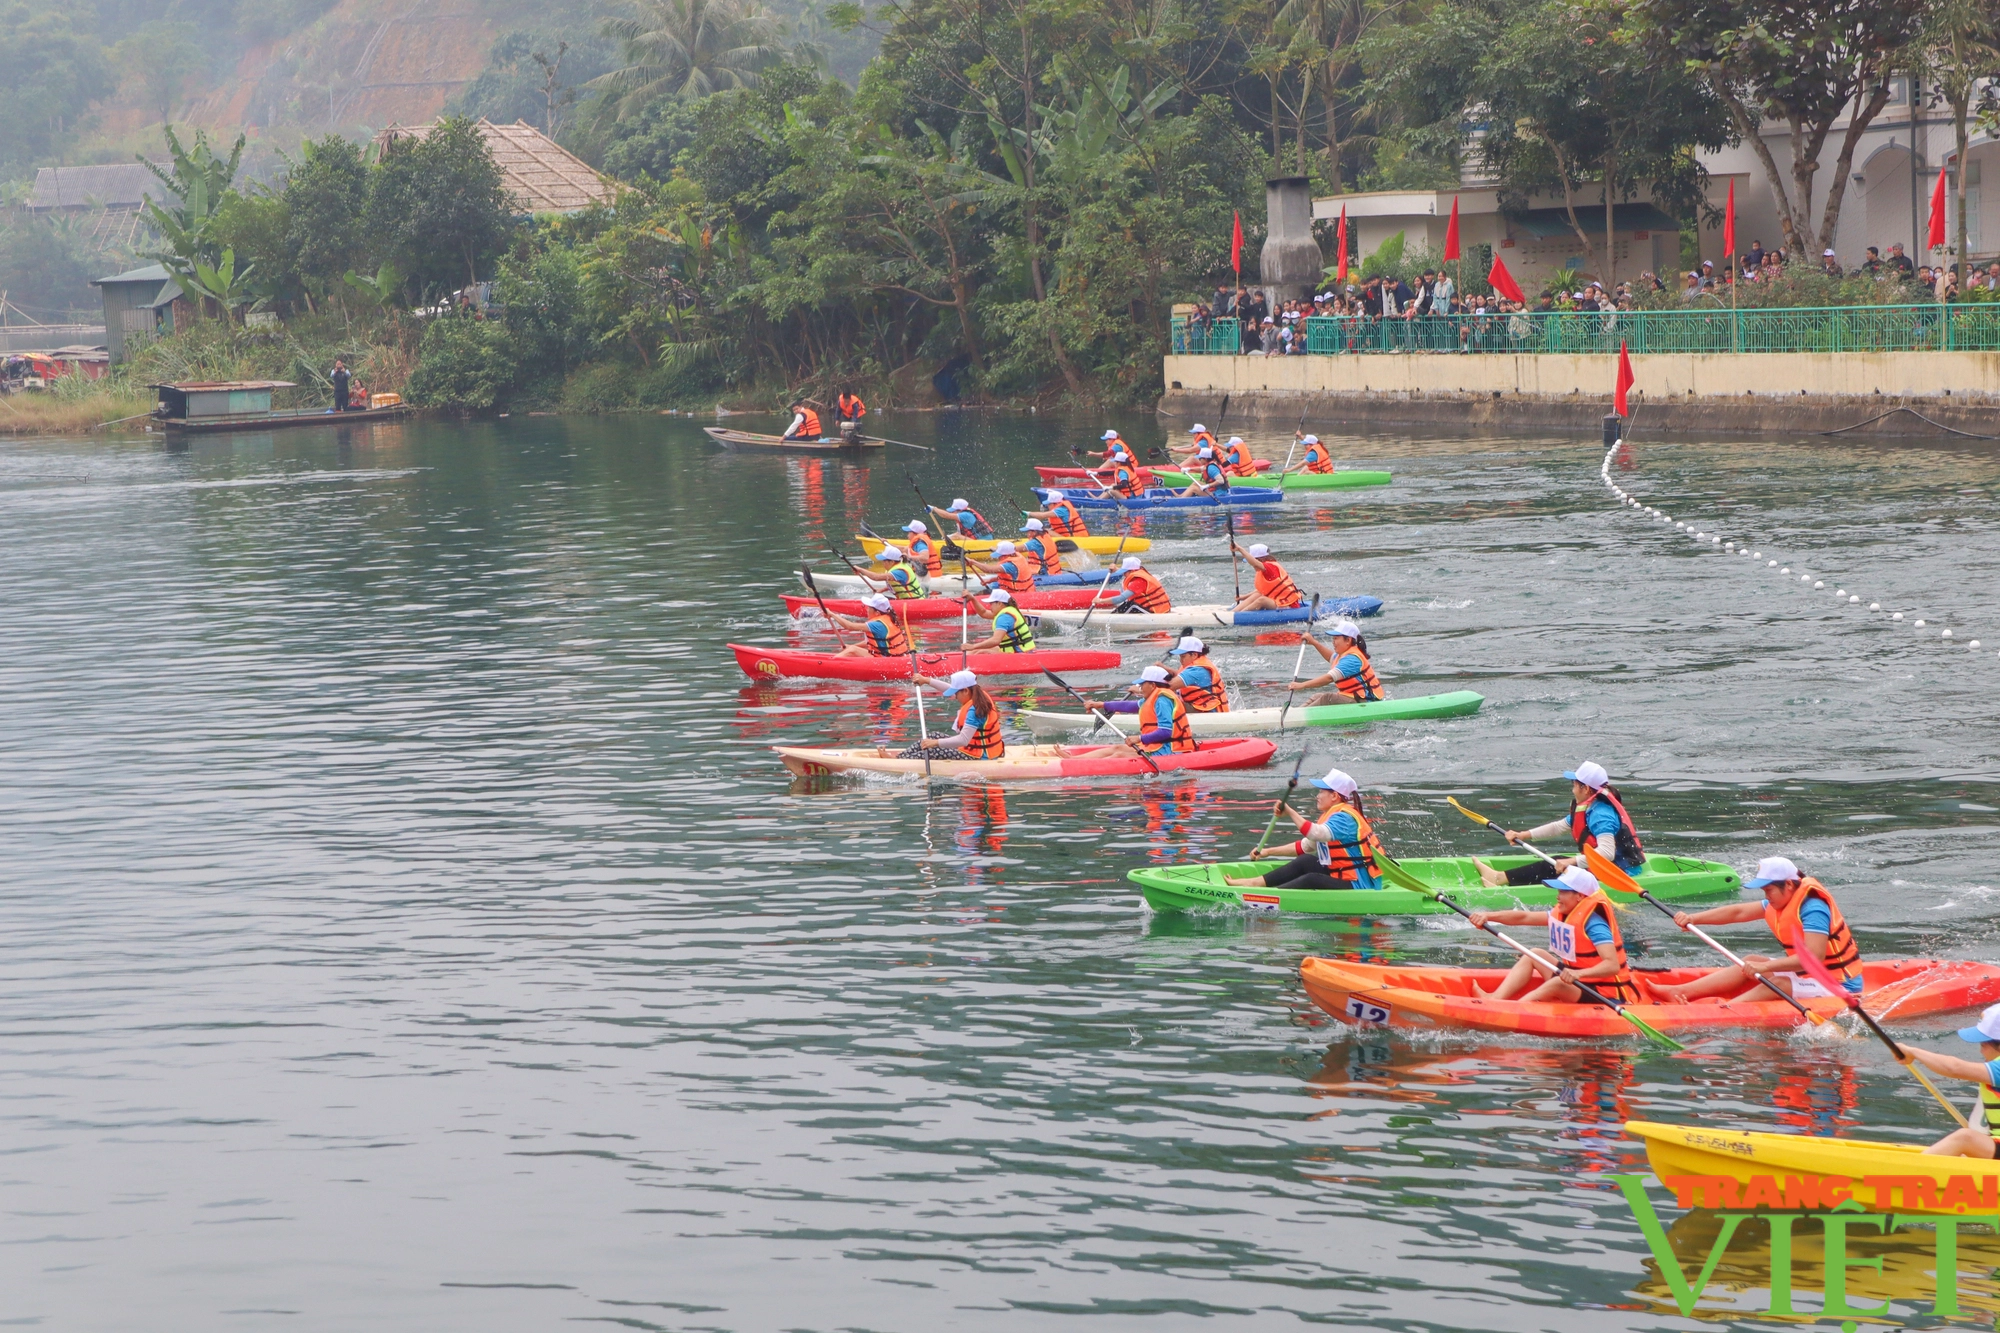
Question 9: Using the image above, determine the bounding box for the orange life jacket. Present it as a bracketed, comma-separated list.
[1045, 499, 1086, 536]
[794, 408, 822, 437]
[1121, 568, 1171, 612]
[1570, 787, 1645, 867]
[1252, 558, 1303, 608]
[1550, 891, 1640, 1002]
[1109, 465, 1145, 498]
[993, 558, 1035, 593]
[1173, 653, 1229, 712]
[1189, 430, 1216, 452]
[1331, 645, 1383, 701]
[1135, 687, 1195, 754]
[864, 614, 912, 656]
[1023, 535, 1061, 576]
[1224, 439, 1258, 477]
[1306, 802, 1382, 881]
[1301, 440, 1334, 473]
[956, 696, 1005, 758]
[1764, 878, 1862, 982]
[906, 535, 943, 576]
[837, 392, 866, 420]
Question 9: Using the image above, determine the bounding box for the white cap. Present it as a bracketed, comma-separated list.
[1308, 766, 1358, 795]
[863, 593, 893, 611]
[1120, 556, 1143, 572]
[1227, 436, 1245, 446]
[1545, 865, 1599, 895]
[940, 669, 979, 695]
[1245, 543, 1270, 559]
[1300, 434, 1318, 444]
[982, 588, 1012, 604]
[1102, 430, 1120, 440]
[1189, 423, 1206, 433]
[1563, 760, 1609, 790]
[1823, 248, 1836, 257]
[948, 498, 968, 511]
[1329, 620, 1361, 638]
[903, 520, 927, 533]
[993, 540, 1016, 555]
[1020, 518, 1044, 532]
[1135, 663, 1171, 685]
[1744, 856, 1802, 889]
[1173, 636, 1205, 654]
[878, 544, 903, 560]
[1958, 1003, 2000, 1044]
[1196, 445, 1214, 457]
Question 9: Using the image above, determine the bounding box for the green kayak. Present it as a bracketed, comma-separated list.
[1129, 852, 1743, 916]
[1152, 469, 1393, 491]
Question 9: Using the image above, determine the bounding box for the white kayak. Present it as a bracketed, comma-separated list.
[804, 568, 1121, 597]
[1033, 595, 1382, 631]
[1018, 690, 1487, 734]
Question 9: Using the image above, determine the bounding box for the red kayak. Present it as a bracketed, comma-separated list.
[782, 589, 1116, 620]
[777, 736, 1279, 780]
[732, 643, 1122, 681]
[1034, 459, 1272, 484]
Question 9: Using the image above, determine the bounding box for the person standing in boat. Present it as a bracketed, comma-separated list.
[1292, 621, 1383, 705]
[782, 400, 824, 440]
[901, 669, 1004, 760]
[1166, 636, 1228, 713]
[1647, 857, 1864, 1004]
[826, 593, 913, 659]
[1467, 866, 1641, 1004]
[1473, 761, 1645, 888]
[1224, 767, 1382, 890]
[330, 359, 352, 412]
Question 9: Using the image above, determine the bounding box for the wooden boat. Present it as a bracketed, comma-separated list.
[151, 380, 410, 434]
[704, 425, 884, 454]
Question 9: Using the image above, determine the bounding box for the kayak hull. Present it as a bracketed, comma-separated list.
[1021, 690, 1484, 734]
[731, 644, 1123, 682]
[1034, 598, 1383, 630]
[1154, 469, 1393, 491]
[1134, 852, 1739, 916]
[1035, 486, 1285, 511]
[1298, 957, 2000, 1036]
[806, 569, 1116, 596]
[1034, 461, 1272, 484]
[776, 737, 1278, 781]
[1624, 1120, 2000, 1217]
[859, 533, 1147, 558]
[782, 589, 1114, 620]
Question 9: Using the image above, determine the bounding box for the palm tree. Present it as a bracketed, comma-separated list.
[589, 0, 788, 118]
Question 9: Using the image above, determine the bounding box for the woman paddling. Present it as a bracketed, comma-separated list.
[1290, 620, 1382, 705]
[1289, 432, 1337, 476]
[1175, 444, 1231, 498]
[1473, 761, 1645, 887]
[826, 593, 913, 658]
[1224, 767, 1382, 890]
[1466, 866, 1641, 1003]
[1228, 542, 1306, 612]
[1072, 664, 1193, 760]
[1648, 856, 1864, 1004]
[1167, 636, 1228, 713]
[902, 669, 1004, 760]
[1896, 1004, 2000, 1158]
[959, 589, 1038, 653]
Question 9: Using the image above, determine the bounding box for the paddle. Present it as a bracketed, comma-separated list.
[1446, 795, 1564, 869]
[1371, 851, 1687, 1052]
[1075, 503, 1134, 634]
[1248, 750, 1310, 856]
[1224, 507, 1242, 603]
[1275, 594, 1322, 732]
[799, 568, 851, 646]
[1041, 668, 1162, 774]
[1785, 929, 1970, 1127]
[874, 436, 934, 451]
[1579, 845, 1835, 1030]
[901, 600, 933, 780]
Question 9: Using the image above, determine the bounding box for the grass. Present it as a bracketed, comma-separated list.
[0, 383, 155, 435]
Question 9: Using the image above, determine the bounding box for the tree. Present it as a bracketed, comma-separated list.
[140, 125, 249, 297]
[283, 135, 372, 306]
[588, 0, 788, 118]
[113, 21, 206, 124]
[0, 5, 115, 179]
[1632, 0, 1925, 258]
[1917, 0, 2000, 287]
[365, 118, 516, 293]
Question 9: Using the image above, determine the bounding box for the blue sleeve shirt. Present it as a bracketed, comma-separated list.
[1332, 651, 1365, 683]
[1585, 797, 1645, 871]
[1179, 665, 1216, 690]
[1583, 915, 1615, 949]
[1314, 809, 1382, 890]
[1985, 1058, 2000, 1089]
[1794, 896, 1864, 992]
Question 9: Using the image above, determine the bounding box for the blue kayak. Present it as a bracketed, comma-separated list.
[1033, 486, 1285, 511]
[1029, 596, 1383, 628]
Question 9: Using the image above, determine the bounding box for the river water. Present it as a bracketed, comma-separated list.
[1, 411, 1997, 1330]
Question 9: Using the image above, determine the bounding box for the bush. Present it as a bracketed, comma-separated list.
[406, 318, 518, 411]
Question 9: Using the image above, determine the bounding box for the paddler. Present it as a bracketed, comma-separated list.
[852, 543, 927, 599]
[1109, 555, 1172, 613]
[1292, 432, 1336, 475]
[1084, 456, 1147, 501]
[1220, 434, 1259, 478]
[1473, 761, 1645, 888]
[826, 592, 914, 658]
[1017, 518, 1063, 577]
[961, 540, 1038, 593]
[836, 388, 867, 424]
[1648, 856, 1864, 1004]
[1174, 444, 1231, 498]
[1466, 865, 1642, 1003]
[1223, 767, 1382, 890]
[901, 669, 1004, 760]
[899, 519, 945, 576]
[1292, 620, 1383, 705]
[1186, 422, 1217, 454]
[1023, 496, 1089, 538]
[1104, 663, 1194, 758]
[1094, 429, 1135, 464]
[1228, 541, 1306, 612]
[1166, 635, 1228, 712]
[960, 588, 1039, 652]
[781, 400, 824, 440]
[1895, 1004, 2000, 1158]
[930, 497, 995, 540]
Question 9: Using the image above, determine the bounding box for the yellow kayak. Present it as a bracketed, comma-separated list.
[1625, 1119, 2000, 1216]
[858, 533, 1149, 559]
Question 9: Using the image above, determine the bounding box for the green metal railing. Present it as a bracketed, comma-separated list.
[1167, 305, 2000, 356]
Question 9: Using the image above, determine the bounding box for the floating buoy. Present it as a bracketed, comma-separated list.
[1849, 595, 1860, 604]
[1893, 612, 1904, 620]
[1916, 619, 1927, 627]
[1870, 603, 1880, 611]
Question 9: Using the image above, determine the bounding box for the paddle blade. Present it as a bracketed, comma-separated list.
[1446, 795, 1496, 828]
[1791, 927, 1855, 1001]
[1582, 844, 1646, 899]
[1622, 1009, 1687, 1053]
[1373, 852, 1438, 897]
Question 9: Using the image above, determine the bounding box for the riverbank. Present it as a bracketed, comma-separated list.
[0, 386, 155, 435]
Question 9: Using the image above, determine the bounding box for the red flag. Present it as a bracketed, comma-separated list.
[1614, 340, 1634, 418]
[1231, 210, 1243, 275]
[1336, 206, 1349, 285]
[1929, 165, 1949, 250]
[1722, 180, 1735, 279]
[1487, 253, 1526, 304]
[1443, 196, 1461, 261]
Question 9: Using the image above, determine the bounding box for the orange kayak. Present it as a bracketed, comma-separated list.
[1299, 957, 2000, 1039]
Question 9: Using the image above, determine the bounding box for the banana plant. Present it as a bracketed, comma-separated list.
[342, 262, 403, 309]
[180, 248, 257, 322]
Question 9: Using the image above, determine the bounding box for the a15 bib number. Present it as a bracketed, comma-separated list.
[1548, 920, 1579, 965]
[1344, 997, 1391, 1025]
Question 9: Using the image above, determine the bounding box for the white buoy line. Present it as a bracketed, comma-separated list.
[1600, 441, 1989, 658]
